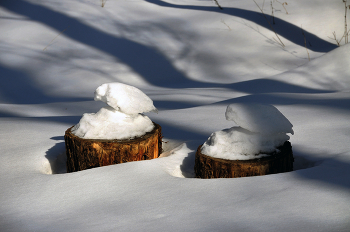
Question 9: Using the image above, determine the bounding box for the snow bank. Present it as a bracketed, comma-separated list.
[201, 103, 293, 160]
[71, 83, 157, 140]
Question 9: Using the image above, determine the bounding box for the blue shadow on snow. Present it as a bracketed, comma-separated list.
[0, 64, 89, 104]
[144, 0, 337, 53]
[0, 0, 337, 91]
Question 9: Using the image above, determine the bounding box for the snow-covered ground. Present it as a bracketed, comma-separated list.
[0, 0, 350, 231]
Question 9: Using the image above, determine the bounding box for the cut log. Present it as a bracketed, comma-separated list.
[65, 122, 162, 172]
[194, 141, 293, 179]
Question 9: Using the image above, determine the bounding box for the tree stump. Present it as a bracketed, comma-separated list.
[194, 141, 293, 178]
[64, 122, 162, 172]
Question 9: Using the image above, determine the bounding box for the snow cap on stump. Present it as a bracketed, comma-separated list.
[201, 103, 294, 160]
[225, 103, 294, 135]
[66, 83, 162, 172]
[71, 82, 157, 140]
[94, 83, 157, 115]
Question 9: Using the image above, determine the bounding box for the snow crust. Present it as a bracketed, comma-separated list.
[71, 83, 156, 140]
[201, 104, 293, 160]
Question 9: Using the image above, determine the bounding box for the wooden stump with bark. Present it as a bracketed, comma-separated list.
[194, 141, 293, 179]
[65, 122, 162, 172]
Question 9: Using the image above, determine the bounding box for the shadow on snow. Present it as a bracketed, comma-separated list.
[45, 121, 350, 192]
[213, 92, 350, 112]
[1, 0, 337, 91]
[0, 64, 89, 104]
[144, 0, 337, 53]
[2, 1, 349, 192]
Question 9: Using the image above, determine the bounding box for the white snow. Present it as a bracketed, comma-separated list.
[71, 106, 154, 140]
[225, 103, 294, 135]
[94, 83, 158, 115]
[201, 103, 292, 160]
[1, 0, 350, 231]
[201, 126, 289, 160]
[71, 83, 156, 140]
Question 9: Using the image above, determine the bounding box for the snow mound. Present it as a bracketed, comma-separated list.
[202, 103, 293, 160]
[94, 83, 158, 115]
[71, 83, 156, 140]
[71, 106, 154, 140]
[275, 44, 350, 92]
[225, 103, 294, 135]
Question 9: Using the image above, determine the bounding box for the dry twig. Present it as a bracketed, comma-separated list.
[271, 1, 275, 25]
[328, 1, 350, 46]
[301, 25, 310, 61]
[253, 0, 285, 47]
[43, 27, 69, 51]
[213, 0, 223, 10]
[221, 19, 231, 30]
[343, 0, 349, 43]
[274, 0, 288, 14]
[328, 31, 344, 46]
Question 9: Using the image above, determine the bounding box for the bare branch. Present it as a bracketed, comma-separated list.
[43, 26, 70, 51]
[253, 0, 285, 47]
[301, 25, 310, 61]
[213, 0, 223, 10]
[221, 19, 231, 30]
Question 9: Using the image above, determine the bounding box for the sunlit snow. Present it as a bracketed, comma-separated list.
[225, 103, 294, 135]
[94, 82, 157, 115]
[1, 0, 350, 231]
[72, 83, 156, 139]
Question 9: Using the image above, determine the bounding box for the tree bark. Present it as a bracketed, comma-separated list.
[194, 141, 293, 179]
[65, 122, 162, 172]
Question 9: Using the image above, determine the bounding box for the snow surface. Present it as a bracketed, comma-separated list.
[201, 126, 289, 160]
[71, 83, 156, 139]
[71, 106, 154, 140]
[225, 103, 294, 135]
[1, 0, 350, 231]
[94, 83, 157, 115]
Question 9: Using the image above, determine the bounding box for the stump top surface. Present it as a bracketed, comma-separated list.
[65, 122, 161, 143]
